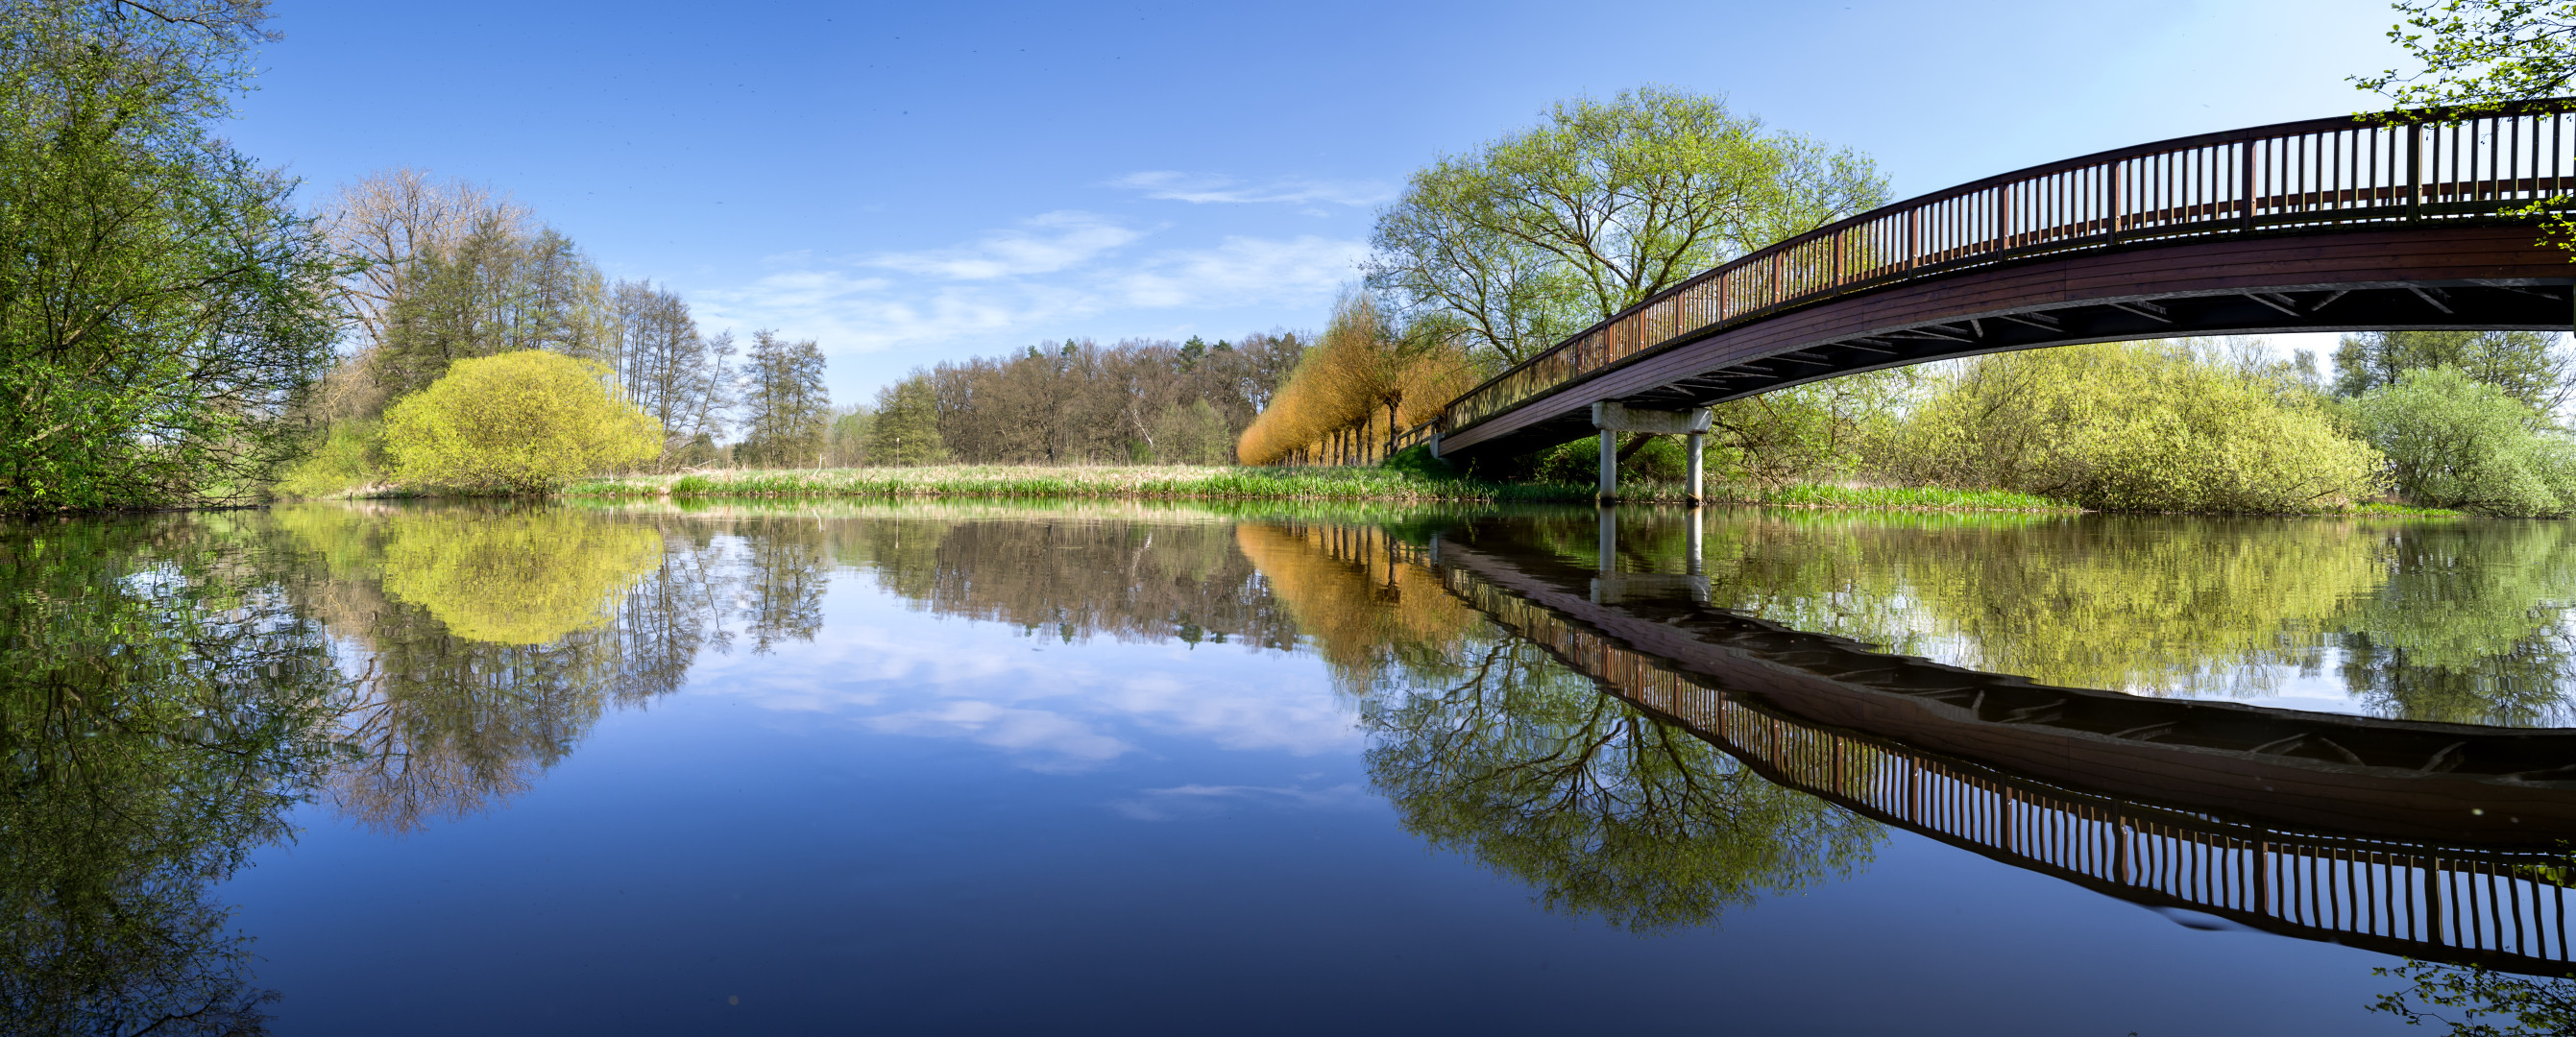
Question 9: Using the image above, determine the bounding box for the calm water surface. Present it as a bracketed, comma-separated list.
[7, 501, 2573, 1034]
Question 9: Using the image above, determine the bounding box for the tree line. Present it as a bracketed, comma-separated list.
[855, 332, 1307, 467]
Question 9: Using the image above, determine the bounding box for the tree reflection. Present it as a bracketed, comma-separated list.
[2372, 958, 2576, 1034]
[274, 503, 726, 832]
[1242, 517, 1881, 932]
[0, 516, 341, 1035]
[1358, 629, 1880, 932]
[1503, 510, 2576, 725]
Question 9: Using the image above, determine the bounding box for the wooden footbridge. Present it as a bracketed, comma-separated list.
[1389, 520, 2576, 974]
[1418, 104, 2576, 466]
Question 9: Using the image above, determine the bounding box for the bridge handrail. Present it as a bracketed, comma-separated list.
[1438, 100, 2576, 438]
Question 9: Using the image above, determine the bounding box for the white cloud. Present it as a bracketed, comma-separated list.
[1111, 171, 1395, 207]
[1114, 235, 1363, 309]
[863, 210, 1140, 280]
[1110, 783, 1373, 821]
[867, 699, 1133, 767]
[689, 213, 1364, 363]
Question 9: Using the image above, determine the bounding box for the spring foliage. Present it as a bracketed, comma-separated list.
[0, 1, 338, 512]
[1236, 293, 1474, 466]
[1874, 342, 2383, 512]
[382, 351, 660, 494]
[2345, 366, 2576, 516]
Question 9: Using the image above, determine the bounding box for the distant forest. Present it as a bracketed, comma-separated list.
[851, 333, 1306, 467]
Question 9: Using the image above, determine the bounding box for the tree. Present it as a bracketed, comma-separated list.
[2345, 366, 2576, 515]
[870, 374, 947, 466]
[2333, 330, 2575, 414]
[734, 330, 830, 468]
[1875, 341, 2385, 512]
[380, 350, 661, 493]
[2354, 0, 2576, 113]
[371, 212, 612, 400]
[1366, 85, 1886, 370]
[611, 279, 730, 462]
[318, 167, 527, 358]
[823, 403, 875, 467]
[0, 0, 341, 512]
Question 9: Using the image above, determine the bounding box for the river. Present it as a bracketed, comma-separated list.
[5, 501, 2570, 1034]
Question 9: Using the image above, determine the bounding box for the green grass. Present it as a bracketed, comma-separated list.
[563, 465, 2081, 512]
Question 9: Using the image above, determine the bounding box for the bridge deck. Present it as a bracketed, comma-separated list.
[1427, 106, 2576, 460]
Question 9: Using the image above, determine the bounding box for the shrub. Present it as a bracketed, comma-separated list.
[382, 350, 661, 494]
[2345, 366, 2576, 517]
[1875, 342, 2383, 513]
[276, 418, 386, 498]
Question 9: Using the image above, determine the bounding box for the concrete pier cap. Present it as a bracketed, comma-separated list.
[1590, 402, 1713, 505]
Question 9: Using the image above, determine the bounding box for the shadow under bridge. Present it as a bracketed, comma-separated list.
[1429, 103, 2576, 462]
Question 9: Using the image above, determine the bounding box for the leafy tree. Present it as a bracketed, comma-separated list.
[372, 213, 612, 399]
[1367, 85, 1885, 369]
[2346, 366, 2576, 515]
[2354, 0, 2576, 112]
[733, 330, 830, 468]
[1150, 400, 1232, 464]
[0, 0, 340, 512]
[870, 374, 948, 467]
[1874, 341, 2384, 512]
[381, 350, 660, 493]
[823, 403, 875, 467]
[2333, 330, 2575, 414]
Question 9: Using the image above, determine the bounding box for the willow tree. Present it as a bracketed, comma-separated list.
[0, 1, 339, 512]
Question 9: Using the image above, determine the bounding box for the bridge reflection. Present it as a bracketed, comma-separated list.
[1308, 515, 2576, 974]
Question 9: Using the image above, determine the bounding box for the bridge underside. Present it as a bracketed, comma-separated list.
[1437, 224, 2576, 461]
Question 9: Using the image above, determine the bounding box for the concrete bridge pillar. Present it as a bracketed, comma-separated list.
[1590, 402, 1714, 504]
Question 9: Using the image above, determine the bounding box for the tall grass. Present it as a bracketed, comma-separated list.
[566, 465, 2085, 511]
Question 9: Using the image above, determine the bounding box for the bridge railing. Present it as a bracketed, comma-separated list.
[1440, 103, 2576, 436]
[1438, 564, 2576, 972]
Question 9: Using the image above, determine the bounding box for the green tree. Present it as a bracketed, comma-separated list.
[734, 329, 831, 468]
[2333, 330, 2574, 413]
[0, 1, 340, 513]
[2346, 365, 2576, 515]
[381, 350, 661, 494]
[870, 375, 947, 467]
[1876, 341, 2384, 513]
[2354, 0, 2576, 112]
[1366, 85, 1885, 370]
[372, 213, 611, 400]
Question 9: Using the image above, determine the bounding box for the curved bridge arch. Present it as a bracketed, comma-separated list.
[1431, 104, 2576, 460]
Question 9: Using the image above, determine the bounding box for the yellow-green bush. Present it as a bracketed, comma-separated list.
[382, 350, 660, 494]
[1877, 342, 2383, 513]
[276, 418, 386, 498]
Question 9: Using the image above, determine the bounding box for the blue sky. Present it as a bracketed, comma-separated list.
[229, 0, 2405, 403]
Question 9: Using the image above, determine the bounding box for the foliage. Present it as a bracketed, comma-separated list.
[1148, 399, 1233, 465]
[2354, 0, 2576, 113]
[1237, 291, 1474, 465]
[2335, 330, 2575, 414]
[372, 211, 612, 400]
[0, 1, 340, 513]
[381, 350, 661, 494]
[2345, 366, 2576, 516]
[276, 417, 386, 498]
[734, 330, 830, 468]
[1873, 341, 2384, 513]
[610, 280, 734, 461]
[0, 514, 342, 1034]
[823, 403, 875, 468]
[377, 509, 667, 644]
[2372, 957, 2576, 1036]
[1367, 85, 1887, 369]
[870, 375, 949, 467]
[1361, 629, 1882, 931]
[919, 333, 1303, 465]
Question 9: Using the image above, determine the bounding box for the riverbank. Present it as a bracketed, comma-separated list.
[559, 465, 2080, 511]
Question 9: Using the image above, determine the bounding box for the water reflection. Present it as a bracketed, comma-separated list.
[0, 516, 338, 1035]
[8, 500, 2576, 1031]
